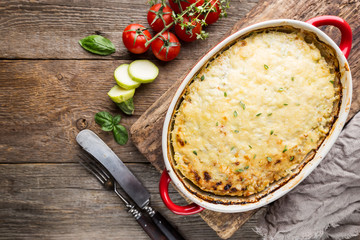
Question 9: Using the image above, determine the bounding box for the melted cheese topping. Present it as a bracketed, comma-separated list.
[171, 31, 339, 196]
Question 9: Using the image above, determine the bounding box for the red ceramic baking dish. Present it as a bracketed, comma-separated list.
[160, 16, 352, 214]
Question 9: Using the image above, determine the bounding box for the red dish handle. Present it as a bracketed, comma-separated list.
[159, 170, 204, 215]
[306, 15, 352, 59]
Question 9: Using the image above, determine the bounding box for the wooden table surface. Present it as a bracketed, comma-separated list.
[0, 0, 262, 239]
[0, 1, 359, 240]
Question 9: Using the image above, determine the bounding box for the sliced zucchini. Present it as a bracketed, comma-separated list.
[128, 60, 159, 83]
[107, 85, 135, 103]
[114, 64, 141, 90]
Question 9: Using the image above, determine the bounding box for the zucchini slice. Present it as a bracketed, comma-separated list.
[107, 85, 135, 103]
[128, 60, 159, 83]
[114, 64, 141, 89]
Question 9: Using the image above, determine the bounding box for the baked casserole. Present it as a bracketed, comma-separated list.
[171, 30, 341, 197]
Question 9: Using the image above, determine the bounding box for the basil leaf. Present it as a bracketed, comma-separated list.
[95, 111, 113, 126]
[101, 123, 114, 132]
[79, 35, 115, 56]
[113, 125, 128, 145]
[116, 98, 134, 115]
[112, 115, 122, 125]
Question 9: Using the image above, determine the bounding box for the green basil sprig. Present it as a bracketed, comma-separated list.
[116, 98, 134, 115]
[94, 111, 128, 145]
[79, 35, 116, 56]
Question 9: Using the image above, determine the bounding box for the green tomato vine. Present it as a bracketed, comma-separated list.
[145, 0, 231, 46]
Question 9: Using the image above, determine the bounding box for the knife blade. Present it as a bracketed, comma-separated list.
[78, 153, 167, 240]
[76, 129, 150, 208]
[76, 129, 185, 240]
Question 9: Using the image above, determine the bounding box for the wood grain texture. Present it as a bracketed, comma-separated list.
[130, 0, 360, 238]
[0, 0, 263, 239]
[0, 162, 262, 240]
[1, 0, 359, 239]
[0, 0, 257, 60]
[0, 59, 193, 164]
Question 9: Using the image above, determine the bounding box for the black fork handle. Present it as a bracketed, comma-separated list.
[150, 211, 185, 240]
[136, 214, 168, 240]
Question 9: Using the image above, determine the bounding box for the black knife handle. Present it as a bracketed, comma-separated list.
[136, 214, 167, 240]
[150, 211, 185, 240]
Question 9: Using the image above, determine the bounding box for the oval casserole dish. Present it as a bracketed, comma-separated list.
[162, 19, 352, 213]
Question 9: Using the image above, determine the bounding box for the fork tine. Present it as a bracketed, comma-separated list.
[81, 153, 111, 179]
[78, 154, 108, 185]
[87, 156, 110, 180]
[89, 158, 111, 180]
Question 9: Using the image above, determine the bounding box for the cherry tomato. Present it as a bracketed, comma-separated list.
[199, 0, 221, 25]
[122, 24, 152, 54]
[147, 3, 174, 32]
[168, 0, 204, 13]
[151, 31, 181, 61]
[175, 15, 202, 42]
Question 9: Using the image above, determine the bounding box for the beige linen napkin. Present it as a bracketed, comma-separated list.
[255, 112, 360, 240]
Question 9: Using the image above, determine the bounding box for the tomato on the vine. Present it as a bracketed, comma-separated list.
[147, 3, 174, 32]
[199, 0, 221, 25]
[151, 31, 181, 61]
[168, 0, 204, 14]
[122, 24, 152, 54]
[175, 15, 202, 42]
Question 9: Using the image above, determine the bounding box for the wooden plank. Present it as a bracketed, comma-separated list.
[0, 162, 261, 240]
[0, 0, 259, 239]
[0, 0, 258, 60]
[130, 0, 360, 238]
[0, 59, 193, 163]
[2, 0, 359, 239]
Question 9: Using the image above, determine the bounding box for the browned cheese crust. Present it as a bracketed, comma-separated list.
[171, 31, 340, 197]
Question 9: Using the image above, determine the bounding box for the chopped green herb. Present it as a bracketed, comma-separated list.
[290, 156, 294, 161]
[242, 178, 246, 182]
[248, 145, 252, 149]
[283, 145, 288, 153]
[268, 113, 272, 116]
[311, 138, 314, 142]
[296, 103, 300, 106]
[224, 92, 227, 97]
[270, 130, 274, 135]
[236, 168, 244, 173]
[253, 154, 257, 159]
[278, 88, 284, 92]
[231, 146, 235, 151]
[245, 166, 249, 170]
[256, 113, 262, 117]
[233, 111, 238, 117]
[291, 77, 295, 81]
[330, 80, 334, 84]
[193, 150, 197, 155]
[267, 157, 272, 162]
[264, 64, 269, 70]
[184, 140, 187, 144]
[239, 101, 246, 110]
[200, 75, 205, 81]
[216, 122, 219, 126]
[284, 103, 288, 106]
[234, 130, 239, 133]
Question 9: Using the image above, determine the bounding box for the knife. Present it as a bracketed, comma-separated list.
[76, 129, 185, 240]
[78, 153, 167, 240]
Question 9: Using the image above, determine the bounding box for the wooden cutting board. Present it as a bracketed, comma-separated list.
[130, 0, 360, 238]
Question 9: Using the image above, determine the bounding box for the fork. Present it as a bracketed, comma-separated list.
[78, 154, 167, 240]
